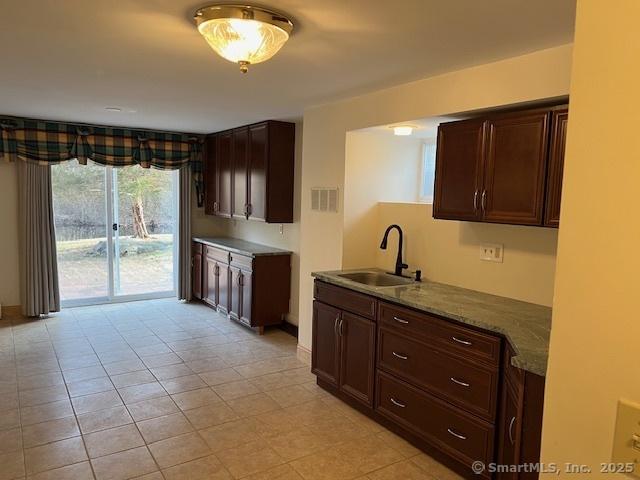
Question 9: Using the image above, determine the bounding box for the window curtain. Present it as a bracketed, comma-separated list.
[178, 165, 192, 301]
[18, 161, 60, 316]
[0, 116, 204, 206]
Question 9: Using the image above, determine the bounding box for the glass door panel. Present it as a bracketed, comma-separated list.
[112, 167, 177, 297]
[52, 161, 109, 302]
[53, 162, 178, 305]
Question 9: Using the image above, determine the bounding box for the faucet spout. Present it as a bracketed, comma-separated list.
[379, 224, 408, 276]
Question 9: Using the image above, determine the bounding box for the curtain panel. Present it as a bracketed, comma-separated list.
[18, 162, 60, 316]
[0, 116, 205, 206]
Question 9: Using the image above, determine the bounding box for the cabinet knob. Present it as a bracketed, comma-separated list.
[390, 397, 406, 408]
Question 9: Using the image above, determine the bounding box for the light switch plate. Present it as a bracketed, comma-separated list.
[612, 398, 640, 477]
[480, 244, 504, 263]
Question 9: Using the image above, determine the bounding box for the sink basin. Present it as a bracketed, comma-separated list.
[337, 271, 414, 287]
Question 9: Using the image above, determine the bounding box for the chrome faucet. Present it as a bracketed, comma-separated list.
[379, 224, 408, 277]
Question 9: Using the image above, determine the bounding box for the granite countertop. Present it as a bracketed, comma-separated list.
[312, 269, 551, 376]
[193, 237, 292, 257]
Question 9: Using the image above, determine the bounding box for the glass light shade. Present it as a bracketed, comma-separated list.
[198, 18, 289, 66]
[393, 126, 415, 136]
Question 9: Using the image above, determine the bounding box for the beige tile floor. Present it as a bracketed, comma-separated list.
[0, 299, 462, 480]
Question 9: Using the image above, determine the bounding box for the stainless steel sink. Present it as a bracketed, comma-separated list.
[337, 271, 414, 287]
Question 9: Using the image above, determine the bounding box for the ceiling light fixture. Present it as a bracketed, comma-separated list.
[391, 125, 417, 136]
[194, 4, 294, 73]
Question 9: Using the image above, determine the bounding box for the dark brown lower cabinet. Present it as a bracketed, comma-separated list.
[229, 265, 253, 327]
[312, 280, 545, 480]
[192, 242, 202, 300]
[376, 371, 495, 475]
[311, 301, 340, 387]
[195, 240, 291, 332]
[497, 346, 545, 480]
[339, 311, 376, 406]
[312, 301, 375, 408]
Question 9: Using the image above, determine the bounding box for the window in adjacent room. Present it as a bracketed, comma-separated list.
[419, 139, 436, 203]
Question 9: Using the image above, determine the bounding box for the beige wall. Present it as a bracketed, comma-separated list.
[541, 1, 640, 473]
[193, 122, 303, 325]
[299, 44, 573, 350]
[377, 203, 557, 306]
[0, 162, 20, 307]
[343, 132, 423, 268]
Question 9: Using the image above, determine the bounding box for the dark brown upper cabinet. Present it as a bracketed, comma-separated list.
[433, 119, 486, 221]
[203, 120, 295, 223]
[544, 107, 568, 227]
[433, 104, 568, 228]
[483, 109, 550, 225]
[232, 127, 249, 219]
[215, 130, 233, 218]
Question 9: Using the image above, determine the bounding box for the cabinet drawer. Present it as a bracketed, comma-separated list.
[314, 281, 376, 320]
[205, 245, 229, 264]
[376, 370, 494, 474]
[230, 252, 253, 271]
[378, 328, 498, 421]
[379, 302, 501, 366]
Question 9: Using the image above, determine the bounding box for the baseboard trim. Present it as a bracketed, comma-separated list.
[278, 321, 298, 338]
[296, 344, 311, 365]
[1, 305, 22, 320]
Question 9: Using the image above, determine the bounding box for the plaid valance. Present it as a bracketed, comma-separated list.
[0, 116, 204, 206]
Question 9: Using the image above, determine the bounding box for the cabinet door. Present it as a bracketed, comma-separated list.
[203, 256, 218, 307]
[217, 263, 230, 314]
[311, 301, 341, 388]
[497, 382, 523, 480]
[216, 131, 233, 217]
[228, 266, 242, 320]
[239, 269, 252, 326]
[192, 252, 202, 300]
[248, 123, 268, 221]
[433, 119, 485, 221]
[203, 135, 217, 215]
[544, 108, 568, 227]
[483, 111, 550, 225]
[232, 127, 249, 219]
[339, 312, 375, 407]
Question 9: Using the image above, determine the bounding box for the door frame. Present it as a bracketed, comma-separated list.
[59, 166, 179, 308]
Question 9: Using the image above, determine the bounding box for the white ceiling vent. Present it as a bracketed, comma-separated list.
[311, 187, 339, 213]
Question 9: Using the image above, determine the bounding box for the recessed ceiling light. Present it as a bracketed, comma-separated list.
[390, 125, 417, 136]
[194, 4, 294, 73]
[105, 107, 122, 112]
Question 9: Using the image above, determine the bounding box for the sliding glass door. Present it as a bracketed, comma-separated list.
[52, 162, 178, 305]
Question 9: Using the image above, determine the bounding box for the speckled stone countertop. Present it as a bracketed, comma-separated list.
[312, 269, 551, 376]
[193, 237, 291, 257]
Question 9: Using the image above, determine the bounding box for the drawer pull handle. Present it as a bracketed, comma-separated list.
[393, 316, 409, 325]
[447, 428, 467, 440]
[392, 352, 408, 360]
[451, 336, 472, 346]
[450, 377, 470, 387]
[390, 397, 406, 408]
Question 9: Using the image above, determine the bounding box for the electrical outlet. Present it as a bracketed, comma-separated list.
[480, 244, 504, 263]
[279, 224, 284, 235]
[612, 398, 640, 476]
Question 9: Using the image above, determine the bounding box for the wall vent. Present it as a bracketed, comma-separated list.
[311, 187, 339, 213]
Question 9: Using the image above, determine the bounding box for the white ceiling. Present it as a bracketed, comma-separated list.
[0, 0, 575, 133]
